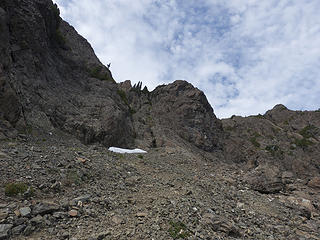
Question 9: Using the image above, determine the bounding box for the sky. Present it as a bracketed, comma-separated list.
[52, 0, 320, 118]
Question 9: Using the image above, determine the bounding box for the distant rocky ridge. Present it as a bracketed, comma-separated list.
[222, 104, 320, 192]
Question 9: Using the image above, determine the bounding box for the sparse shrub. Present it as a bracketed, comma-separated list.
[20, 124, 33, 134]
[224, 126, 235, 131]
[265, 145, 280, 152]
[130, 108, 137, 115]
[299, 125, 318, 139]
[255, 114, 264, 119]
[271, 127, 281, 134]
[265, 145, 284, 159]
[90, 66, 102, 78]
[168, 221, 190, 239]
[5, 182, 32, 197]
[249, 137, 260, 148]
[117, 89, 129, 105]
[89, 65, 113, 81]
[54, 29, 66, 46]
[63, 170, 82, 186]
[294, 138, 313, 150]
[52, 3, 61, 26]
[137, 154, 143, 159]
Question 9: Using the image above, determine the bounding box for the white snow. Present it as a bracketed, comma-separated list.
[108, 147, 147, 154]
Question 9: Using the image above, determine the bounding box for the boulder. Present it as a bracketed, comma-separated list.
[245, 165, 284, 194]
[0, 224, 13, 240]
[32, 202, 60, 216]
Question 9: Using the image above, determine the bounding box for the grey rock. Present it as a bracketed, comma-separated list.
[97, 231, 111, 240]
[124, 80, 224, 151]
[71, 194, 91, 206]
[202, 214, 241, 237]
[245, 165, 284, 194]
[23, 225, 34, 236]
[0, 152, 9, 159]
[0, 224, 13, 240]
[53, 212, 68, 219]
[0, 211, 8, 221]
[282, 171, 295, 184]
[32, 202, 60, 216]
[13, 217, 27, 226]
[58, 230, 69, 239]
[0, 0, 134, 147]
[11, 224, 26, 235]
[19, 207, 31, 217]
[30, 215, 43, 225]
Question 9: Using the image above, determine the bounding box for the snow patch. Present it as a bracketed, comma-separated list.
[108, 147, 147, 154]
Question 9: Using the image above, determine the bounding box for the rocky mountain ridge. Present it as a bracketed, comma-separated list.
[0, 0, 320, 239]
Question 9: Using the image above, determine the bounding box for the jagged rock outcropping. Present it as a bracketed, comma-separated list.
[0, 0, 134, 147]
[222, 104, 320, 190]
[119, 80, 224, 152]
[0, 0, 224, 152]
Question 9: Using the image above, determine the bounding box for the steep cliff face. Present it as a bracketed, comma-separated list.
[119, 80, 224, 152]
[0, 0, 134, 147]
[0, 0, 225, 152]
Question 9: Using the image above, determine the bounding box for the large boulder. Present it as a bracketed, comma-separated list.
[122, 80, 224, 152]
[151, 80, 224, 151]
[244, 165, 284, 194]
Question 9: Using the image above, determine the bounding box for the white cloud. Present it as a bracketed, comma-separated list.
[53, 0, 320, 118]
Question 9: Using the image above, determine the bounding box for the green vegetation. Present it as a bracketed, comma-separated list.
[224, 126, 235, 131]
[299, 125, 318, 139]
[5, 182, 33, 197]
[291, 125, 318, 150]
[63, 170, 82, 186]
[168, 221, 190, 239]
[89, 65, 113, 81]
[255, 114, 264, 119]
[265, 145, 284, 159]
[130, 108, 137, 115]
[294, 138, 313, 150]
[50, 3, 67, 48]
[54, 29, 66, 47]
[249, 136, 260, 148]
[117, 89, 129, 105]
[52, 3, 61, 26]
[137, 154, 143, 159]
[19, 124, 33, 135]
